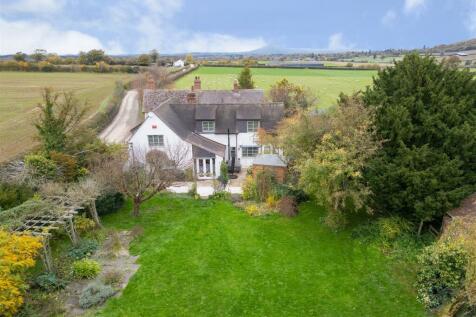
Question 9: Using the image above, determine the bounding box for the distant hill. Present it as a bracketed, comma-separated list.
[429, 38, 476, 53]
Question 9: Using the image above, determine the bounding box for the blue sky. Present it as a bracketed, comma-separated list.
[0, 0, 475, 54]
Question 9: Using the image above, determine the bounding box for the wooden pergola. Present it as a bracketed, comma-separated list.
[13, 206, 81, 272]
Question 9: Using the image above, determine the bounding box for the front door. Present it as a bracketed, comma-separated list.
[196, 158, 216, 179]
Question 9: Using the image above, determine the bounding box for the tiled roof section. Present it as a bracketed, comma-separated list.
[143, 89, 189, 113]
[143, 89, 265, 113]
[168, 103, 284, 134]
[236, 104, 262, 120]
[153, 102, 226, 157]
[195, 105, 217, 120]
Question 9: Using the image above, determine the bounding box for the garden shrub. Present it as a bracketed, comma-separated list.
[78, 282, 115, 309]
[0, 183, 34, 210]
[416, 243, 468, 309]
[34, 272, 66, 291]
[271, 183, 309, 203]
[24, 154, 58, 180]
[49, 151, 78, 182]
[277, 196, 298, 217]
[323, 210, 348, 230]
[68, 239, 98, 260]
[74, 214, 96, 234]
[210, 191, 231, 200]
[218, 161, 229, 185]
[188, 182, 198, 197]
[95, 191, 125, 216]
[255, 170, 276, 202]
[245, 204, 260, 216]
[266, 194, 278, 209]
[72, 259, 101, 279]
[242, 176, 257, 201]
[0, 230, 42, 317]
[102, 270, 123, 286]
[376, 216, 412, 241]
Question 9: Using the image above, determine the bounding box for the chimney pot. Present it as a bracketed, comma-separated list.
[193, 76, 201, 90]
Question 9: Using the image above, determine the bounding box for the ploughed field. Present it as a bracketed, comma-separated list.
[0, 72, 132, 162]
[174, 66, 376, 108]
[97, 194, 425, 317]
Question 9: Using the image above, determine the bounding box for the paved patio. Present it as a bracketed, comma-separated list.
[167, 171, 246, 198]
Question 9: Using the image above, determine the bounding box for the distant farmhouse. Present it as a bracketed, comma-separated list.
[128, 77, 285, 179]
[173, 59, 185, 67]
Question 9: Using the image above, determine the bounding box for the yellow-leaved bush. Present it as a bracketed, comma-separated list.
[0, 229, 42, 316]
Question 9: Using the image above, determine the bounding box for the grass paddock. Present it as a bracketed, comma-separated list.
[174, 66, 376, 109]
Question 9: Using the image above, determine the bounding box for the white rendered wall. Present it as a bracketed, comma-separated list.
[129, 112, 193, 166]
[199, 132, 260, 169]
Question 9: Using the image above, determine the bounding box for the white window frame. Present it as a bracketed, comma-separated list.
[246, 120, 260, 132]
[148, 135, 164, 147]
[202, 121, 215, 133]
[242, 146, 260, 157]
[262, 145, 274, 154]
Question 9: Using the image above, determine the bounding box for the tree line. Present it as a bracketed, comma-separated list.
[1, 49, 195, 73]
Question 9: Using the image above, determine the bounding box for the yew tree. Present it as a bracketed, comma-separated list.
[238, 66, 255, 89]
[363, 53, 476, 227]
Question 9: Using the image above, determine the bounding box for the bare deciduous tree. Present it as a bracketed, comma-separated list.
[95, 146, 188, 217]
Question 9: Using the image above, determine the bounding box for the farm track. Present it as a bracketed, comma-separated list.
[99, 90, 141, 144]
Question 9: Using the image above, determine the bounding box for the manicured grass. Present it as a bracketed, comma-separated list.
[98, 194, 425, 317]
[174, 66, 376, 108]
[0, 71, 132, 162]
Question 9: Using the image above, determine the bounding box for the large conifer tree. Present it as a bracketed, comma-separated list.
[363, 54, 476, 226]
[238, 66, 255, 89]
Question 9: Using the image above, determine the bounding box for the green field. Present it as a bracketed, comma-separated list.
[98, 195, 425, 317]
[0, 72, 132, 162]
[175, 66, 376, 108]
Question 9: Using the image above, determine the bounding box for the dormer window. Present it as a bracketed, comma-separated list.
[202, 121, 215, 133]
[247, 120, 260, 132]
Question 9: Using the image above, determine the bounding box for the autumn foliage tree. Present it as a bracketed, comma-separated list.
[297, 94, 379, 228]
[0, 230, 42, 316]
[268, 78, 318, 115]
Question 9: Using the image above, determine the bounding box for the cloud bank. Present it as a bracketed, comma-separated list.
[0, 0, 266, 54]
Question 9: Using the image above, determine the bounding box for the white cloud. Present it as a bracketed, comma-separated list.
[174, 33, 266, 53]
[467, 0, 476, 35]
[1, 0, 65, 14]
[119, 0, 266, 53]
[382, 10, 397, 26]
[0, 0, 266, 54]
[0, 18, 123, 54]
[404, 0, 426, 14]
[327, 33, 354, 51]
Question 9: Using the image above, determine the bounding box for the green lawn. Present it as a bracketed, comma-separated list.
[174, 66, 376, 109]
[98, 195, 425, 317]
[0, 71, 132, 162]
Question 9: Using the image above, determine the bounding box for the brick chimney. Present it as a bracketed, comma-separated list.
[233, 79, 239, 92]
[193, 76, 201, 90]
[187, 86, 197, 103]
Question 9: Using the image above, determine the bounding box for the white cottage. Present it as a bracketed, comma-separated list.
[128, 77, 284, 179]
